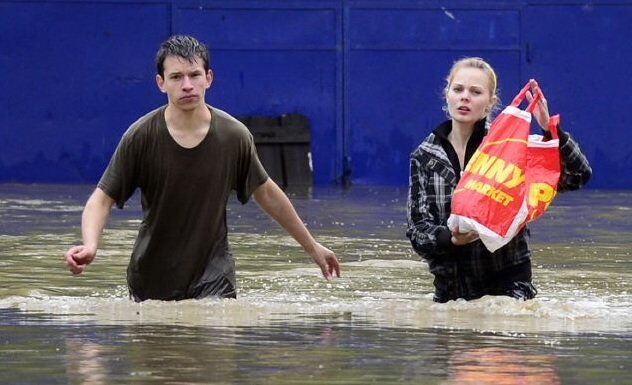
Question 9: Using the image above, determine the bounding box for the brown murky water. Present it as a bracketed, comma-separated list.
[0, 184, 630, 384]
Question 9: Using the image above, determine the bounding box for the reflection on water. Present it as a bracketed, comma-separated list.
[0, 184, 631, 384]
[444, 347, 561, 385]
[65, 338, 111, 385]
[2, 307, 629, 385]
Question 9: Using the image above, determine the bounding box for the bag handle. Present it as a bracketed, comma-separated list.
[511, 82, 542, 113]
[548, 114, 559, 140]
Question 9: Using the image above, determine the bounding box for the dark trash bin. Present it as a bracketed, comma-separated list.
[237, 114, 312, 189]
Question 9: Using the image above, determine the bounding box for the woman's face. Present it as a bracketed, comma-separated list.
[446, 67, 496, 126]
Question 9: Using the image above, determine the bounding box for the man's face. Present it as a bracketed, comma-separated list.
[156, 56, 212, 111]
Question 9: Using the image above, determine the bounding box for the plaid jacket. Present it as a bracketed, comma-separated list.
[406, 120, 592, 284]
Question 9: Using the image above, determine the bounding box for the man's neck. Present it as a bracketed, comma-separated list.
[164, 103, 212, 148]
[165, 103, 211, 130]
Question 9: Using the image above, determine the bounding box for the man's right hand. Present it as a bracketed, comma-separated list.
[65, 245, 97, 275]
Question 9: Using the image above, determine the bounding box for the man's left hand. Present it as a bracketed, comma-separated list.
[309, 243, 340, 281]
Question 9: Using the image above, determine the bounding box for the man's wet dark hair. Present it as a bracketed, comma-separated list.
[155, 35, 210, 77]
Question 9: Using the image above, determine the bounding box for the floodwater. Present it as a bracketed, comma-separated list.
[0, 183, 630, 384]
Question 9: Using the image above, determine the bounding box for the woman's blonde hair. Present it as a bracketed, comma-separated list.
[443, 57, 500, 117]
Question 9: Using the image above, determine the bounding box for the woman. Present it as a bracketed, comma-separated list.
[406, 57, 592, 303]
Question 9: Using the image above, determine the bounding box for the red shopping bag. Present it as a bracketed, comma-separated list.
[526, 114, 561, 222]
[447, 82, 561, 252]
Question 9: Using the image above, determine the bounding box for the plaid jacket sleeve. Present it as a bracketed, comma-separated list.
[406, 152, 452, 258]
[557, 128, 592, 192]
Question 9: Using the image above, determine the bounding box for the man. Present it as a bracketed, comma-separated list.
[64, 35, 340, 301]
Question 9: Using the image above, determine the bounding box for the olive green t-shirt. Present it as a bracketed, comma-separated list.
[98, 105, 268, 301]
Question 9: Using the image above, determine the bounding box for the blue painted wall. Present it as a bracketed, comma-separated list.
[0, 0, 630, 188]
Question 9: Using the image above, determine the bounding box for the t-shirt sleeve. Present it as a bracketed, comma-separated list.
[235, 133, 269, 204]
[97, 132, 139, 209]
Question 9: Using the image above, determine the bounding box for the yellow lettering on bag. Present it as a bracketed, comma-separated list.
[463, 179, 515, 206]
[484, 158, 514, 184]
[528, 183, 556, 210]
[465, 150, 525, 189]
[503, 167, 525, 189]
[465, 150, 495, 175]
